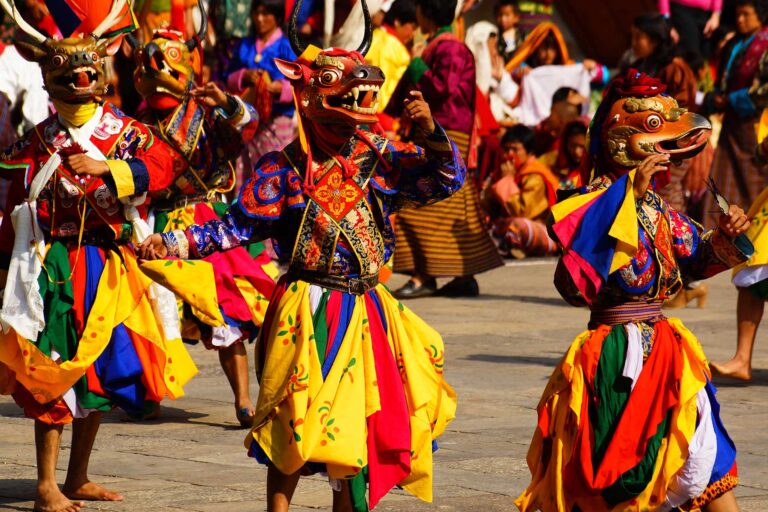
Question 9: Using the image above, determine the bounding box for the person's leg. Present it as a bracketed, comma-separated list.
[332, 481, 353, 512]
[35, 420, 84, 512]
[703, 490, 739, 512]
[267, 465, 302, 512]
[218, 341, 255, 426]
[62, 412, 123, 502]
[711, 287, 764, 380]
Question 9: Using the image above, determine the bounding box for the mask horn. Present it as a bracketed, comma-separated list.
[185, 0, 208, 52]
[91, 0, 128, 39]
[0, 0, 48, 43]
[355, 0, 373, 56]
[289, 0, 308, 57]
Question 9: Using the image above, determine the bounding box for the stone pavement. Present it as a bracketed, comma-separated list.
[1, 260, 767, 511]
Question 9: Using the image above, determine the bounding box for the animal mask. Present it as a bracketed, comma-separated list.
[128, 0, 206, 107]
[274, 0, 384, 126]
[1, 0, 128, 102]
[592, 70, 711, 173]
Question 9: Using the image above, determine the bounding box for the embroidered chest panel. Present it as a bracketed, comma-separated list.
[290, 136, 388, 276]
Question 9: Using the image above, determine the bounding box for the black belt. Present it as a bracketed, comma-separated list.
[287, 270, 379, 295]
[52, 229, 131, 247]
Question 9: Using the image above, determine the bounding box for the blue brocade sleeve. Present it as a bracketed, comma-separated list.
[374, 124, 465, 210]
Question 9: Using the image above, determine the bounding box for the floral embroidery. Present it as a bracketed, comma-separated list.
[309, 169, 364, 221]
[278, 314, 302, 345]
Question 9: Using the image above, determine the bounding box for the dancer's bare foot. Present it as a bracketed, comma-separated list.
[62, 480, 124, 502]
[236, 403, 256, 428]
[35, 482, 83, 512]
[710, 359, 752, 381]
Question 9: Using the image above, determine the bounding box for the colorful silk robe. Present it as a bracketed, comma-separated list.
[516, 174, 748, 512]
[0, 103, 194, 424]
[138, 95, 276, 342]
[160, 126, 463, 510]
[140, 96, 259, 203]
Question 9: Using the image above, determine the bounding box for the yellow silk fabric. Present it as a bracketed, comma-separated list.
[247, 281, 456, 503]
[515, 318, 709, 512]
[733, 185, 768, 275]
[0, 246, 196, 403]
[105, 160, 135, 198]
[52, 100, 98, 127]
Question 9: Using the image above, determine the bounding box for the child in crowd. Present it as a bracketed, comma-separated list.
[495, 0, 525, 63]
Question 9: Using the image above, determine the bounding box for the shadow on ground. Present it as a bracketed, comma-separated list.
[464, 354, 561, 368]
[713, 368, 768, 387]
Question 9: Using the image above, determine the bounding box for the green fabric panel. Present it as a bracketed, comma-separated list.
[591, 325, 670, 504]
[74, 374, 111, 411]
[602, 413, 669, 505]
[312, 290, 330, 367]
[247, 241, 266, 258]
[591, 325, 630, 468]
[36, 242, 76, 360]
[153, 210, 169, 234]
[212, 201, 230, 218]
[405, 58, 429, 85]
[349, 467, 369, 512]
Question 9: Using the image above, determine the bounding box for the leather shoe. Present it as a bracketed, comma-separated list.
[436, 277, 480, 297]
[393, 278, 437, 299]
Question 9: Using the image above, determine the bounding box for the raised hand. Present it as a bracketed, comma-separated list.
[633, 154, 670, 199]
[403, 90, 435, 134]
[718, 204, 750, 238]
[191, 82, 231, 111]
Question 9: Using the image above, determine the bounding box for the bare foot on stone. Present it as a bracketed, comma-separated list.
[710, 359, 752, 381]
[63, 481, 124, 502]
[35, 483, 84, 512]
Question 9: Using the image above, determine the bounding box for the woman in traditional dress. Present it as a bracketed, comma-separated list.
[386, 0, 503, 298]
[704, 0, 768, 226]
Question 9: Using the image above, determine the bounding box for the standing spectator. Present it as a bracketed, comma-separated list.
[659, 0, 721, 58]
[495, 0, 525, 63]
[367, 0, 417, 112]
[225, 0, 297, 185]
[386, 0, 503, 298]
[626, 13, 700, 213]
[704, 0, 768, 226]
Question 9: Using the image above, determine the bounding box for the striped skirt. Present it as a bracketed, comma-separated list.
[393, 130, 503, 277]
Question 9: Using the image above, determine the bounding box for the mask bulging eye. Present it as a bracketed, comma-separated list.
[51, 54, 66, 68]
[90, 52, 100, 63]
[319, 70, 339, 86]
[644, 114, 663, 132]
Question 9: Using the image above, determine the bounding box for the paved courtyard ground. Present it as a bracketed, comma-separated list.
[1, 260, 767, 511]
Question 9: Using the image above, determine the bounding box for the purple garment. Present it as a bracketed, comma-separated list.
[387, 38, 476, 135]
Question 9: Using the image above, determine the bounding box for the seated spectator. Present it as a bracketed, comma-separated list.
[538, 119, 587, 190]
[224, 0, 297, 185]
[367, 0, 417, 113]
[487, 125, 560, 258]
[533, 86, 586, 155]
[495, 0, 525, 63]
